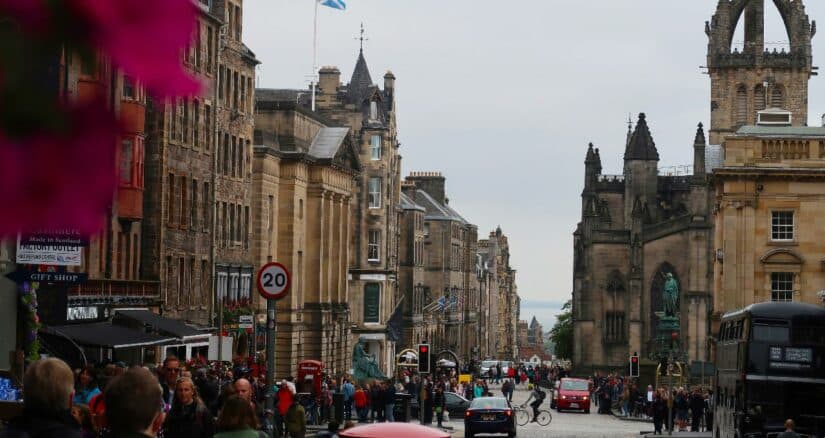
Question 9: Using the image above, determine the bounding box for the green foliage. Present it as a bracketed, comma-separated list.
[549, 300, 573, 360]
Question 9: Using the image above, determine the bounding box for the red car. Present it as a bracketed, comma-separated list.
[554, 378, 591, 413]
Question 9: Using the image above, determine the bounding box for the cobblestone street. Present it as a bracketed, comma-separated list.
[427, 383, 649, 438]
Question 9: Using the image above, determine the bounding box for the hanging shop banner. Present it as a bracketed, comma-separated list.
[16, 230, 86, 266]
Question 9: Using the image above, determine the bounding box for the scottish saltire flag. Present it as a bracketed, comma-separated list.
[321, 0, 346, 10]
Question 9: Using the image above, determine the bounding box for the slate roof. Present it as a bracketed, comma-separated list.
[308, 127, 350, 159]
[349, 50, 374, 105]
[735, 125, 825, 138]
[399, 192, 426, 212]
[413, 190, 469, 224]
[624, 113, 659, 161]
[256, 88, 302, 102]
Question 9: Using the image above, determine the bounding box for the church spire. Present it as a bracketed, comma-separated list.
[349, 24, 374, 105]
[624, 113, 659, 161]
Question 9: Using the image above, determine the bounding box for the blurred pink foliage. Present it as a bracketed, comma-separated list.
[0, 100, 118, 235]
[0, 0, 201, 237]
[69, 0, 202, 98]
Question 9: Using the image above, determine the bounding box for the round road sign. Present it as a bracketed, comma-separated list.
[257, 262, 291, 300]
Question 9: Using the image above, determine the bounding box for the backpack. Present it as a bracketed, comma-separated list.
[536, 388, 546, 401]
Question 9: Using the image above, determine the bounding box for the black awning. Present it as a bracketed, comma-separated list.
[43, 322, 175, 349]
[114, 309, 209, 341]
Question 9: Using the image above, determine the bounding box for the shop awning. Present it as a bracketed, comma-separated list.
[114, 309, 209, 342]
[43, 322, 175, 349]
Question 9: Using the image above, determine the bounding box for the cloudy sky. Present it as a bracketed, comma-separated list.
[245, 0, 825, 330]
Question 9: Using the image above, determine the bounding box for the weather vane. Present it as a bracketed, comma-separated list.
[356, 22, 369, 52]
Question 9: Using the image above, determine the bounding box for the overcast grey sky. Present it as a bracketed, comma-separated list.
[245, 1, 825, 329]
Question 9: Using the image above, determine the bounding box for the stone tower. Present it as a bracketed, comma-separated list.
[706, 0, 815, 145]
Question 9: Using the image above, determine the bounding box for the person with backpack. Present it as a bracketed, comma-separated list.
[522, 384, 546, 422]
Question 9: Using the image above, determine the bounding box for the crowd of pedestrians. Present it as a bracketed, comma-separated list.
[0, 356, 343, 438]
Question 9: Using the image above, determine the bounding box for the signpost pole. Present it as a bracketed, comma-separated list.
[265, 298, 276, 434]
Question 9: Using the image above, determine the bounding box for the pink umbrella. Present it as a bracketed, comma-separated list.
[338, 423, 451, 438]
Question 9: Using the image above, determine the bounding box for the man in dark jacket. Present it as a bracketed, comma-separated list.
[0, 358, 82, 438]
[383, 381, 397, 422]
[689, 388, 705, 432]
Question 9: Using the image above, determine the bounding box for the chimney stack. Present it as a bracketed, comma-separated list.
[406, 171, 446, 205]
[318, 66, 340, 95]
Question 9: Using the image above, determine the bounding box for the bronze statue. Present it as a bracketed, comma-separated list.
[663, 273, 679, 317]
[352, 341, 386, 381]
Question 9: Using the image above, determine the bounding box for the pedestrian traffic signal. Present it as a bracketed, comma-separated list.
[418, 344, 430, 374]
[629, 355, 640, 377]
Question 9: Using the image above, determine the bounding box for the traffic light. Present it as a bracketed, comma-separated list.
[418, 344, 430, 374]
[629, 354, 640, 377]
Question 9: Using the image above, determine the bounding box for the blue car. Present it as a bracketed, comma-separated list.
[464, 396, 516, 438]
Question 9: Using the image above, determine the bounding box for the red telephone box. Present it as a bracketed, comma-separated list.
[297, 360, 324, 395]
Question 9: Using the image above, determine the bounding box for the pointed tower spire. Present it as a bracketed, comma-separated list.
[694, 122, 707, 176]
[624, 113, 659, 161]
[349, 25, 374, 105]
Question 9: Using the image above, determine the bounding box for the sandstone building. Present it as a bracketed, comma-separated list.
[252, 96, 360, 377]
[713, 112, 825, 315]
[400, 173, 479, 363]
[213, 0, 260, 357]
[477, 227, 520, 360]
[572, 115, 713, 372]
[142, 2, 223, 327]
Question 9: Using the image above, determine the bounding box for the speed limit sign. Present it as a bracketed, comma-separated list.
[256, 262, 291, 300]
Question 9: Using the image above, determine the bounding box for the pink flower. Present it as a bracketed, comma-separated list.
[0, 99, 118, 237]
[68, 0, 202, 98]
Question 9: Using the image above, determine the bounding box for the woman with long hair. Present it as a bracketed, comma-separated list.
[215, 396, 265, 438]
[163, 377, 215, 438]
[73, 365, 101, 405]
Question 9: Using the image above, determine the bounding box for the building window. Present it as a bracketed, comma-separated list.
[202, 182, 210, 231]
[123, 75, 135, 99]
[200, 260, 209, 306]
[771, 85, 784, 108]
[204, 105, 211, 151]
[191, 179, 198, 230]
[771, 211, 794, 241]
[120, 139, 133, 184]
[167, 173, 176, 226]
[368, 230, 380, 262]
[423, 223, 430, 237]
[370, 135, 381, 160]
[217, 272, 228, 304]
[241, 273, 251, 302]
[180, 175, 188, 227]
[364, 283, 380, 323]
[369, 101, 378, 120]
[736, 85, 747, 126]
[605, 312, 625, 341]
[206, 27, 214, 74]
[368, 177, 382, 208]
[755, 84, 766, 112]
[193, 100, 200, 148]
[230, 273, 240, 304]
[771, 272, 794, 302]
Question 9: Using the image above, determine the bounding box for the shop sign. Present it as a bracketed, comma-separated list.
[16, 230, 86, 266]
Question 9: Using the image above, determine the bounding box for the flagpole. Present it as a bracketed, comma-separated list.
[311, 0, 319, 111]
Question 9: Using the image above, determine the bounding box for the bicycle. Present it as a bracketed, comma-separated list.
[514, 404, 552, 426]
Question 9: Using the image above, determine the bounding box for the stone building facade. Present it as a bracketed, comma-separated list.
[706, 0, 814, 145]
[142, 3, 222, 326]
[713, 116, 825, 318]
[213, 0, 259, 356]
[401, 173, 478, 363]
[477, 227, 520, 361]
[252, 97, 361, 377]
[398, 187, 427, 349]
[572, 114, 713, 373]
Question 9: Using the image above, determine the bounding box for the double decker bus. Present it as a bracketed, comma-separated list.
[714, 302, 825, 438]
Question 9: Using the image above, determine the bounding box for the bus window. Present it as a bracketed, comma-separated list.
[793, 326, 825, 345]
[752, 324, 790, 343]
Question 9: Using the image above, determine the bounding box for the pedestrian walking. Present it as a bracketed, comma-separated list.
[214, 396, 266, 438]
[384, 380, 396, 422]
[433, 386, 446, 428]
[106, 366, 168, 438]
[353, 385, 368, 423]
[689, 388, 705, 432]
[0, 358, 82, 438]
[341, 379, 355, 421]
[163, 377, 215, 438]
[652, 392, 667, 435]
[284, 399, 306, 438]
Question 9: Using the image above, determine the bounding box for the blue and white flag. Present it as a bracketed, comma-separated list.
[321, 0, 346, 10]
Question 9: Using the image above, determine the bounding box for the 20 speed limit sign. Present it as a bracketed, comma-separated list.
[256, 262, 291, 300]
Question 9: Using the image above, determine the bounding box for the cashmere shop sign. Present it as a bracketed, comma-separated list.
[16, 229, 86, 266]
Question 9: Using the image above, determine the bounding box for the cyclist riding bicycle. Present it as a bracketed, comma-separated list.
[523, 384, 546, 422]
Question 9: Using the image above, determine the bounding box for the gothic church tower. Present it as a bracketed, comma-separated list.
[706, 0, 815, 145]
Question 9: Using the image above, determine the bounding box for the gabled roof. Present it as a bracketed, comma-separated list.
[308, 127, 350, 159]
[349, 50, 374, 105]
[413, 190, 469, 224]
[399, 192, 426, 212]
[624, 113, 659, 161]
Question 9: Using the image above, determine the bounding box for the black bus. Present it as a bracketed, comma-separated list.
[714, 301, 825, 438]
